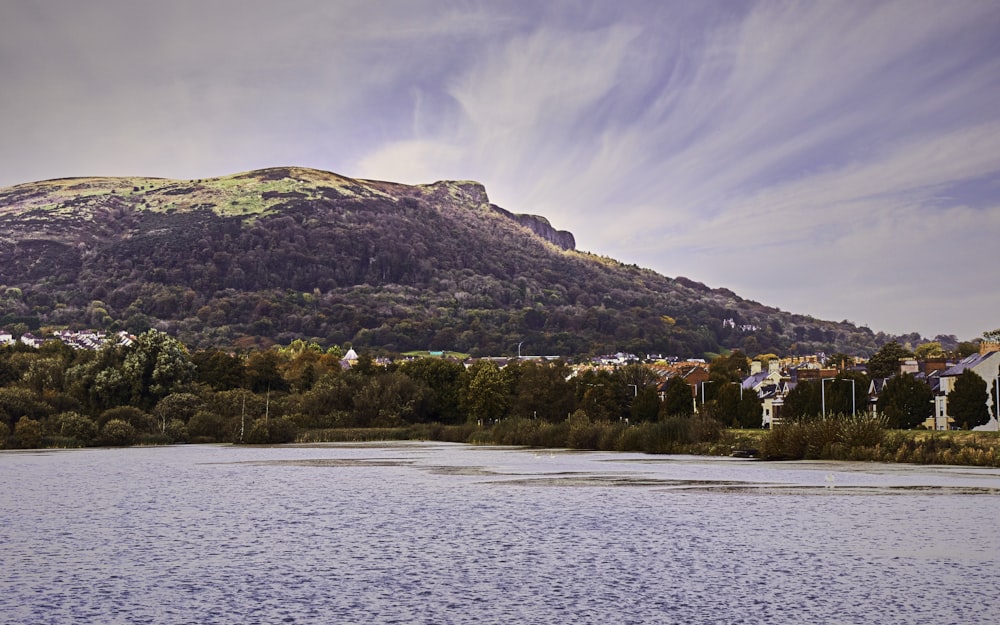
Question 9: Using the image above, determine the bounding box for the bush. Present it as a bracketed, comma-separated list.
[243, 416, 297, 444]
[760, 413, 889, 460]
[58, 412, 98, 446]
[165, 418, 189, 443]
[187, 410, 226, 441]
[13, 416, 44, 449]
[99, 406, 156, 434]
[101, 419, 136, 446]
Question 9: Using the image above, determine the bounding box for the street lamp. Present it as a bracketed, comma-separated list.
[821, 377, 835, 417]
[700, 380, 714, 405]
[730, 381, 743, 400]
[628, 384, 638, 397]
[994, 376, 1000, 431]
[842, 378, 856, 417]
[822, 378, 856, 417]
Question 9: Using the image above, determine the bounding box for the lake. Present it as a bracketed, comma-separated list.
[2, 442, 999, 624]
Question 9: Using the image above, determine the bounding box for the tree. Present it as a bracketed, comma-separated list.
[983, 328, 1000, 343]
[709, 383, 763, 428]
[867, 341, 913, 380]
[660, 378, 694, 418]
[630, 385, 661, 423]
[948, 370, 989, 429]
[709, 351, 750, 382]
[13, 416, 44, 448]
[574, 368, 623, 421]
[398, 358, 466, 424]
[244, 349, 288, 394]
[956, 342, 979, 358]
[191, 349, 245, 391]
[120, 330, 196, 409]
[461, 361, 509, 424]
[152, 393, 203, 432]
[823, 353, 854, 370]
[783, 380, 821, 419]
[58, 411, 98, 445]
[187, 410, 227, 441]
[101, 419, 136, 446]
[914, 342, 945, 360]
[350, 372, 430, 427]
[877, 373, 933, 429]
[823, 372, 870, 417]
[510, 361, 575, 423]
[0, 386, 54, 430]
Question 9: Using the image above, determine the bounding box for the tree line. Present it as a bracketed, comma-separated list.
[1, 331, 995, 451]
[0, 331, 765, 449]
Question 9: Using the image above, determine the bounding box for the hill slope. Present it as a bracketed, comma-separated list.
[0, 166, 889, 356]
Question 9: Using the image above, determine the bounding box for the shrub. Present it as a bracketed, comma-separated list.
[165, 418, 189, 443]
[58, 412, 98, 446]
[13, 416, 44, 449]
[187, 410, 226, 441]
[244, 416, 297, 444]
[101, 419, 136, 446]
[760, 413, 889, 460]
[99, 406, 156, 433]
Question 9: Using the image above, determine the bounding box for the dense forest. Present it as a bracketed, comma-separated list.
[0, 167, 934, 357]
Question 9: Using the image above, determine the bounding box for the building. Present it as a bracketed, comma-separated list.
[938, 350, 1000, 431]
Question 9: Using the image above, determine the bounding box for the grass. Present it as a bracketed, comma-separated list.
[293, 422, 1000, 467]
[401, 350, 471, 360]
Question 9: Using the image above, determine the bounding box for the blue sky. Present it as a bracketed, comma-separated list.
[2, 0, 998, 341]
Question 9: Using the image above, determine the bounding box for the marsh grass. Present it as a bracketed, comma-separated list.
[291, 418, 1000, 466]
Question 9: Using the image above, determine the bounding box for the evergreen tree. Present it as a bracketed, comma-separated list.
[948, 370, 989, 429]
[867, 341, 913, 380]
[877, 373, 933, 429]
[660, 378, 693, 418]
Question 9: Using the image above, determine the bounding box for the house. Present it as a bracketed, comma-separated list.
[741, 362, 787, 428]
[938, 349, 1000, 431]
[0, 331, 13, 345]
[19, 333, 43, 348]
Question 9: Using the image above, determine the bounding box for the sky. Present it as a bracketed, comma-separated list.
[2, 0, 998, 341]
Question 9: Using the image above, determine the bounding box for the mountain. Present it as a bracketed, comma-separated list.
[0, 166, 893, 357]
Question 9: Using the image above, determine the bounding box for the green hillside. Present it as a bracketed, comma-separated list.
[0, 166, 889, 356]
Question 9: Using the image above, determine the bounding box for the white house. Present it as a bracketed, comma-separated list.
[938, 349, 1000, 431]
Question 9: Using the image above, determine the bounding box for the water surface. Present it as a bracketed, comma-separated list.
[2, 443, 998, 624]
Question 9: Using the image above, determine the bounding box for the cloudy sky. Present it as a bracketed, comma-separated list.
[2, 0, 998, 341]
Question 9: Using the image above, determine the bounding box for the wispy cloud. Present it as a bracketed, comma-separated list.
[2, 0, 998, 338]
